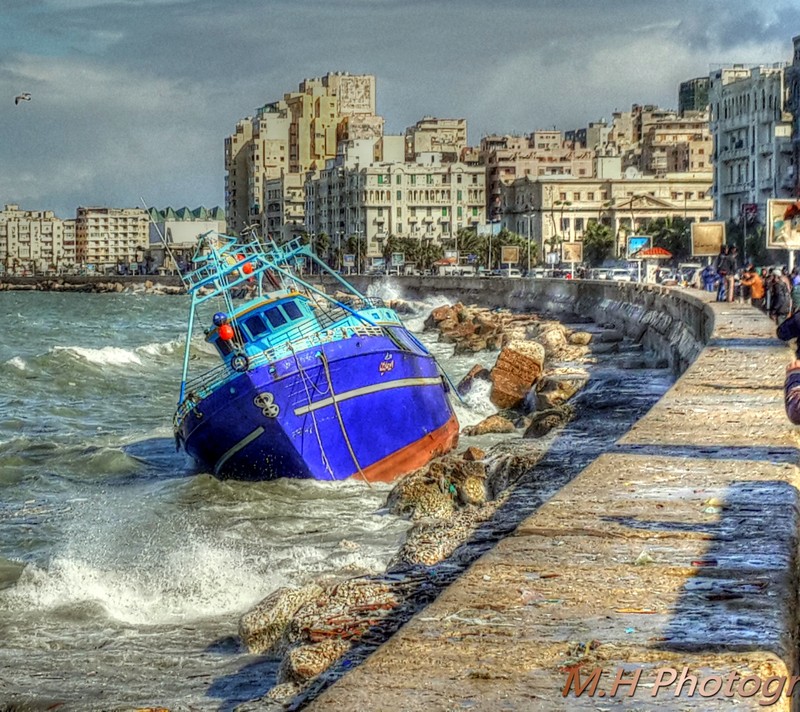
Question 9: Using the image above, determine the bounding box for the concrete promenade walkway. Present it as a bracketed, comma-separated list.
[306, 295, 800, 710]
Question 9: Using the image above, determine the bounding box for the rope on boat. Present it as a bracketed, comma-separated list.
[289, 345, 334, 477]
[318, 350, 373, 489]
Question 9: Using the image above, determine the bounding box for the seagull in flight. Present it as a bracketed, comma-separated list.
[14, 93, 31, 105]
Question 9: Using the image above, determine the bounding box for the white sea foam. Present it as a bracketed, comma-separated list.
[3, 538, 279, 625]
[137, 340, 181, 358]
[5, 356, 27, 371]
[53, 345, 143, 367]
[366, 279, 403, 302]
[454, 378, 497, 427]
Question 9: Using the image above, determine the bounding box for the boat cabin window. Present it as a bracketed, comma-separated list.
[283, 301, 303, 320]
[264, 307, 287, 328]
[244, 314, 269, 339]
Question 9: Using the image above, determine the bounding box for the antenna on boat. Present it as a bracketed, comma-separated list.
[140, 197, 189, 288]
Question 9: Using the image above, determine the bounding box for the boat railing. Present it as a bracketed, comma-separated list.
[175, 321, 389, 427]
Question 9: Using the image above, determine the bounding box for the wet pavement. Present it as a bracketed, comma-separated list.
[302, 293, 800, 711]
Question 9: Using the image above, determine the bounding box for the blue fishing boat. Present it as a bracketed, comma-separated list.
[173, 231, 459, 482]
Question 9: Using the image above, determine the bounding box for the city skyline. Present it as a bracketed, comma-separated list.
[0, 0, 797, 219]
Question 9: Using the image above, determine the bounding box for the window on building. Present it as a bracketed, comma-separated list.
[472, 207, 479, 216]
[396, 190, 402, 200]
[457, 206, 463, 218]
[427, 175, 433, 184]
[378, 175, 384, 184]
[410, 175, 416, 185]
[396, 207, 402, 217]
[397, 223, 403, 233]
[396, 175, 402, 185]
[457, 174, 462, 184]
[559, 193, 567, 201]
[575, 218, 584, 232]
[442, 207, 448, 217]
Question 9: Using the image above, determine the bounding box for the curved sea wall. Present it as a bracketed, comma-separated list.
[330, 276, 713, 373]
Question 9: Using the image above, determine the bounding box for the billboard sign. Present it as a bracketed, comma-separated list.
[562, 242, 583, 263]
[691, 222, 726, 257]
[391, 252, 405, 267]
[626, 235, 651, 258]
[767, 199, 800, 249]
[500, 245, 519, 264]
[343, 253, 355, 266]
[443, 250, 458, 261]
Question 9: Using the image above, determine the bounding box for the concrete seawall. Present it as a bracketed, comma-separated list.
[306, 280, 800, 711]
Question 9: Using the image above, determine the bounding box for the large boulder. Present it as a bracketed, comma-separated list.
[461, 414, 516, 436]
[239, 582, 325, 655]
[523, 404, 575, 438]
[456, 365, 491, 396]
[489, 340, 546, 409]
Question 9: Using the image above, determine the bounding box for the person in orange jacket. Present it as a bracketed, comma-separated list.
[740, 264, 765, 308]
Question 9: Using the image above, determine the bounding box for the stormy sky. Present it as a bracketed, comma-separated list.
[0, 0, 796, 218]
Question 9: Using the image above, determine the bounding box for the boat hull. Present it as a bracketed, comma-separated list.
[177, 332, 459, 482]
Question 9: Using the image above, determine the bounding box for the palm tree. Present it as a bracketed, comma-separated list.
[582, 221, 615, 266]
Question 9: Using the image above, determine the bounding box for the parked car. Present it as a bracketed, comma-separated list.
[499, 268, 522, 278]
[606, 268, 634, 282]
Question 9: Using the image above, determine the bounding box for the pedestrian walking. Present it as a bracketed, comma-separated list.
[701, 263, 716, 292]
[770, 268, 792, 323]
[740, 264, 765, 308]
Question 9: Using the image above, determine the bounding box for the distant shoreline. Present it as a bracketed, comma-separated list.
[0, 275, 185, 294]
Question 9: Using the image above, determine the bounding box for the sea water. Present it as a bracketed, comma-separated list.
[0, 288, 501, 710]
[0, 286, 674, 710]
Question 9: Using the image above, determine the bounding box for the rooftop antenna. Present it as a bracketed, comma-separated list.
[140, 197, 188, 288]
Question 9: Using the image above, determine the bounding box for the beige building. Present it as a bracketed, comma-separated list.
[76, 207, 149, 273]
[502, 174, 713, 261]
[481, 132, 596, 219]
[405, 117, 467, 162]
[709, 63, 794, 222]
[305, 153, 486, 264]
[224, 72, 383, 235]
[0, 204, 77, 275]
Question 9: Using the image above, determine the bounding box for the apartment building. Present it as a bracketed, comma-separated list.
[481, 132, 595, 214]
[224, 72, 383, 235]
[708, 63, 794, 222]
[405, 117, 467, 162]
[679, 77, 710, 116]
[0, 204, 76, 275]
[305, 153, 486, 260]
[501, 172, 713, 260]
[75, 207, 149, 273]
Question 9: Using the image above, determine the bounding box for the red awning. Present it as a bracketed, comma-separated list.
[633, 246, 672, 258]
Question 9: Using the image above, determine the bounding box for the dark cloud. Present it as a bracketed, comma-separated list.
[0, 0, 797, 218]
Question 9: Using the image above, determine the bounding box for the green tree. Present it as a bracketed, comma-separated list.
[582, 221, 615, 266]
[642, 216, 692, 262]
